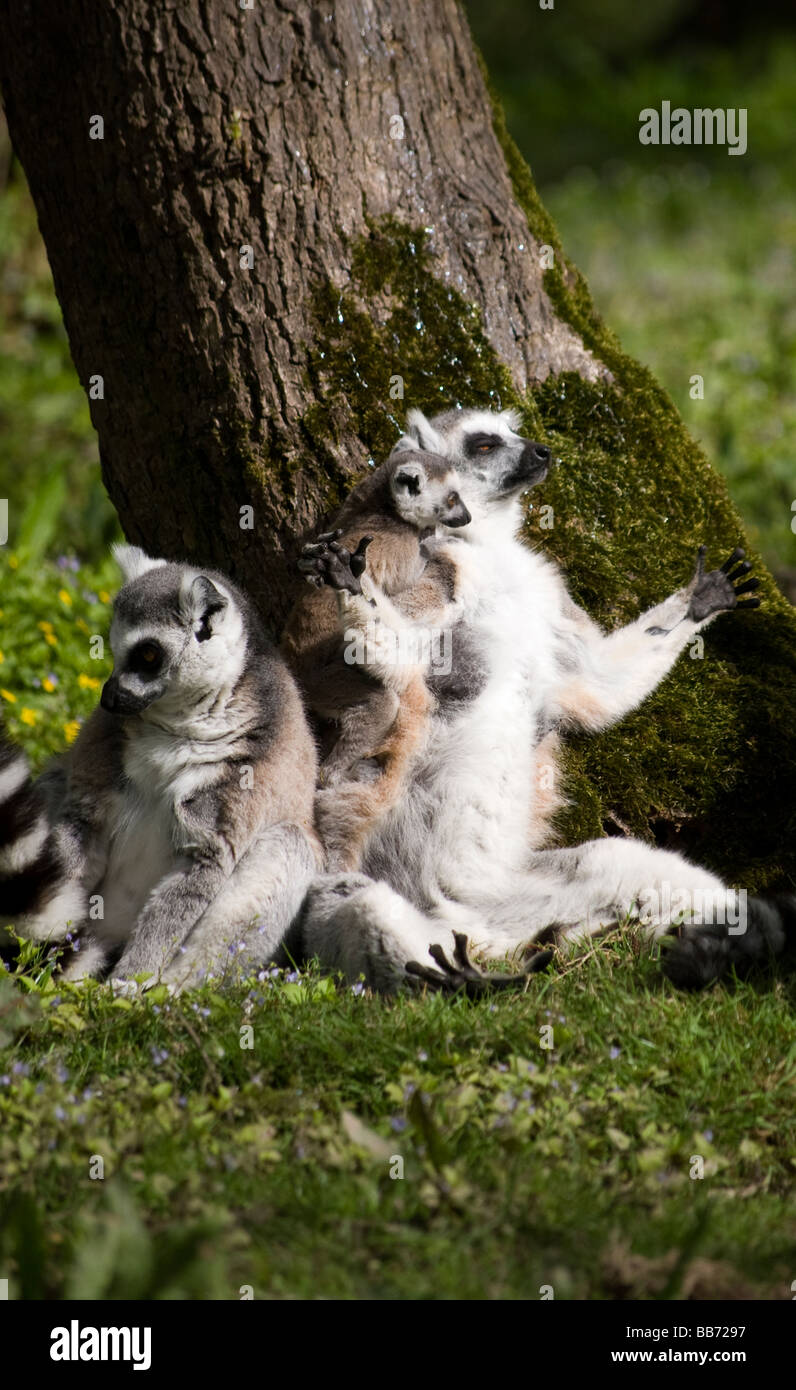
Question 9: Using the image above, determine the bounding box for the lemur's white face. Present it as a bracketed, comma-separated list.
[398, 408, 551, 523]
[101, 546, 245, 721]
[389, 459, 471, 531]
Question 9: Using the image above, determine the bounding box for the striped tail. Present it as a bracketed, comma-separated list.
[662, 893, 796, 990]
[0, 740, 81, 939]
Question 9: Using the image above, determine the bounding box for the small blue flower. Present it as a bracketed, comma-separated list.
[390, 1116, 407, 1133]
[609, 1046, 621, 1060]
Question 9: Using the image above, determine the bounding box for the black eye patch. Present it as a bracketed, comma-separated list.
[464, 433, 504, 458]
[127, 641, 164, 677]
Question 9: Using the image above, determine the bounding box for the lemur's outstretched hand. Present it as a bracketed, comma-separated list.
[298, 530, 373, 595]
[686, 545, 760, 622]
[406, 931, 553, 998]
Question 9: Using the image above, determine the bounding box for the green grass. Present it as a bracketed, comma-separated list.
[0, 172, 117, 563]
[1, 935, 793, 1300]
[546, 162, 796, 578]
[0, 550, 114, 769]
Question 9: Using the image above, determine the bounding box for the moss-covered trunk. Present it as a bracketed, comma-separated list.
[0, 0, 794, 884]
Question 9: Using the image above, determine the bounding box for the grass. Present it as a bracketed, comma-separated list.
[546, 161, 796, 579]
[0, 551, 114, 769]
[1, 933, 793, 1300]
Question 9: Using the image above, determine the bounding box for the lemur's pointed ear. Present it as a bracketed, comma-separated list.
[398, 409, 445, 456]
[112, 543, 167, 584]
[392, 460, 425, 497]
[182, 574, 229, 641]
[499, 408, 523, 432]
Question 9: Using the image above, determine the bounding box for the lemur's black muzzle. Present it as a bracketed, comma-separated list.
[100, 675, 162, 716]
[503, 441, 552, 491]
[445, 499, 471, 528]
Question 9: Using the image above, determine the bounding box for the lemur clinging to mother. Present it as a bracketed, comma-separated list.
[0, 545, 320, 985]
[294, 405, 794, 994]
[281, 444, 472, 869]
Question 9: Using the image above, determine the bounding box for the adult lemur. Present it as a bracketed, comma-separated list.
[295, 406, 793, 993]
[282, 445, 471, 869]
[0, 545, 320, 984]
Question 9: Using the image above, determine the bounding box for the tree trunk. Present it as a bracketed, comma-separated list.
[0, 0, 598, 624]
[1, 0, 794, 886]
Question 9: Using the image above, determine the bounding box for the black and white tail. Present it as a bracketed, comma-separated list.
[662, 893, 796, 989]
[0, 740, 80, 938]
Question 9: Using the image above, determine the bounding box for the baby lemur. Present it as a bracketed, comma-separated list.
[0, 545, 320, 987]
[281, 445, 471, 868]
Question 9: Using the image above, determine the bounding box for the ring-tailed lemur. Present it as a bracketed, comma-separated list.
[282, 446, 471, 870]
[293, 406, 792, 993]
[0, 545, 320, 986]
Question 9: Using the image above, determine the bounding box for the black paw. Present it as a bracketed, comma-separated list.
[406, 931, 553, 998]
[660, 924, 736, 991]
[686, 545, 761, 622]
[297, 530, 373, 595]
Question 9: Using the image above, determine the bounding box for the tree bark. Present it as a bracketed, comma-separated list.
[1, 0, 794, 885]
[0, 0, 599, 627]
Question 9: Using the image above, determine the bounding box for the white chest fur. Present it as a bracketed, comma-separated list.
[92, 721, 231, 946]
[365, 532, 564, 899]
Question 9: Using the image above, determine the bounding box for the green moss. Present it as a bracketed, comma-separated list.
[301, 215, 518, 493]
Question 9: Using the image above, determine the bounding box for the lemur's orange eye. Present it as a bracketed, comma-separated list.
[477, 442, 493, 453]
[140, 645, 158, 664]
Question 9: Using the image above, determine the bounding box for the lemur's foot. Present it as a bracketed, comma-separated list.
[298, 530, 373, 595]
[406, 931, 553, 997]
[686, 545, 760, 622]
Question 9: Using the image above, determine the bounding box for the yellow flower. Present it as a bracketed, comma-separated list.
[8, 555, 18, 570]
[98, 590, 111, 604]
[42, 677, 56, 693]
[20, 708, 36, 726]
[78, 673, 101, 691]
[38, 620, 53, 633]
[63, 720, 80, 744]
[1, 688, 16, 703]
[75, 618, 89, 634]
[58, 588, 73, 607]
[45, 633, 58, 647]
[0, 651, 4, 663]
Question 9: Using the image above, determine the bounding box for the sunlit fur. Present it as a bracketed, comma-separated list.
[0, 546, 320, 988]
[299, 407, 790, 991]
